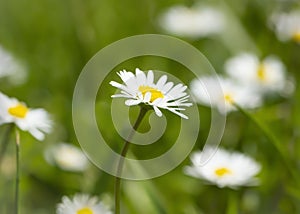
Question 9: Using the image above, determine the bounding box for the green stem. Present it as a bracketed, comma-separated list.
[0, 124, 14, 167]
[226, 191, 238, 214]
[114, 106, 148, 214]
[15, 129, 20, 214]
[233, 103, 298, 180]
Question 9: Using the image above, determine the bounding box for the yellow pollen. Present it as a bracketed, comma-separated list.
[77, 207, 93, 214]
[224, 94, 233, 104]
[215, 167, 232, 177]
[138, 85, 164, 102]
[257, 64, 266, 81]
[292, 31, 300, 42]
[8, 103, 28, 118]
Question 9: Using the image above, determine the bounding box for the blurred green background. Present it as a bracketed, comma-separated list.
[0, 0, 300, 213]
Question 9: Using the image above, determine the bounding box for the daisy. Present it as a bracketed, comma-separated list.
[45, 143, 89, 172]
[190, 76, 262, 114]
[56, 194, 112, 214]
[270, 10, 300, 43]
[109, 68, 192, 119]
[224, 53, 288, 94]
[184, 147, 261, 188]
[159, 5, 224, 38]
[0, 92, 52, 141]
[0, 45, 26, 84]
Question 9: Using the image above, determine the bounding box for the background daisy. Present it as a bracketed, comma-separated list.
[0, 92, 52, 141]
[56, 194, 112, 214]
[158, 5, 224, 39]
[184, 147, 261, 188]
[190, 76, 262, 114]
[0, 45, 27, 84]
[44, 143, 89, 172]
[224, 53, 288, 94]
[270, 10, 300, 43]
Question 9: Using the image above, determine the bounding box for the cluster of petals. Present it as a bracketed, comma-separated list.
[110, 68, 192, 119]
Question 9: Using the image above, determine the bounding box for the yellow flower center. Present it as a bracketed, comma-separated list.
[8, 103, 28, 118]
[138, 85, 164, 102]
[224, 94, 233, 104]
[215, 167, 232, 177]
[292, 31, 300, 42]
[257, 64, 266, 82]
[77, 207, 93, 214]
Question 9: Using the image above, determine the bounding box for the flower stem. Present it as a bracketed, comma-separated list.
[114, 106, 148, 214]
[0, 124, 14, 167]
[226, 191, 238, 214]
[233, 103, 298, 180]
[15, 129, 20, 214]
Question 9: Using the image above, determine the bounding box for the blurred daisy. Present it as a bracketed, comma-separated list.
[45, 143, 89, 172]
[110, 68, 192, 119]
[190, 76, 262, 114]
[0, 92, 52, 141]
[271, 10, 300, 43]
[225, 53, 289, 94]
[0, 45, 27, 84]
[159, 5, 224, 38]
[57, 194, 112, 214]
[184, 147, 261, 188]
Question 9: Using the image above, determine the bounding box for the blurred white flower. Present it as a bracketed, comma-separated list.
[56, 194, 112, 214]
[0, 92, 52, 141]
[184, 147, 261, 188]
[159, 5, 224, 38]
[225, 53, 290, 94]
[0, 46, 27, 84]
[190, 76, 262, 114]
[45, 143, 89, 172]
[271, 10, 300, 43]
[110, 68, 192, 119]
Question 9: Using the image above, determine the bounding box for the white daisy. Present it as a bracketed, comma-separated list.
[271, 10, 300, 43]
[184, 147, 261, 188]
[190, 76, 262, 114]
[224, 53, 289, 94]
[56, 194, 112, 214]
[109, 68, 192, 119]
[0, 46, 27, 84]
[159, 5, 224, 38]
[0, 92, 52, 141]
[45, 143, 89, 172]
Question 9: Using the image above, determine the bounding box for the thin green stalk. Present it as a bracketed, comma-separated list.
[226, 191, 238, 214]
[114, 106, 148, 214]
[233, 103, 298, 180]
[15, 129, 20, 214]
[0, 124, 14, 167]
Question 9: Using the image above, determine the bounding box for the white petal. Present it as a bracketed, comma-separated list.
[125, 99, 141, 106]
[153, 106, 163, 117]
[156, 75, 168, 88]
[146, 70, 154, 85]
[144, 92, 151, 102]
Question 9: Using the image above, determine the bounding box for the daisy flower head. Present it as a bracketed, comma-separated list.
[56, 194, 112, 214]
[184, 147, 261, 188]
[270, 10, 300, 43]
[0, 92, 52, 141]
[159, 5, 224, 39]
[224, 53, 289, 94]
[109, 68, 192, 119]
[190, 76, 262, 114]
[0, 45, 27, 84]
[45, 143, 89, 172]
